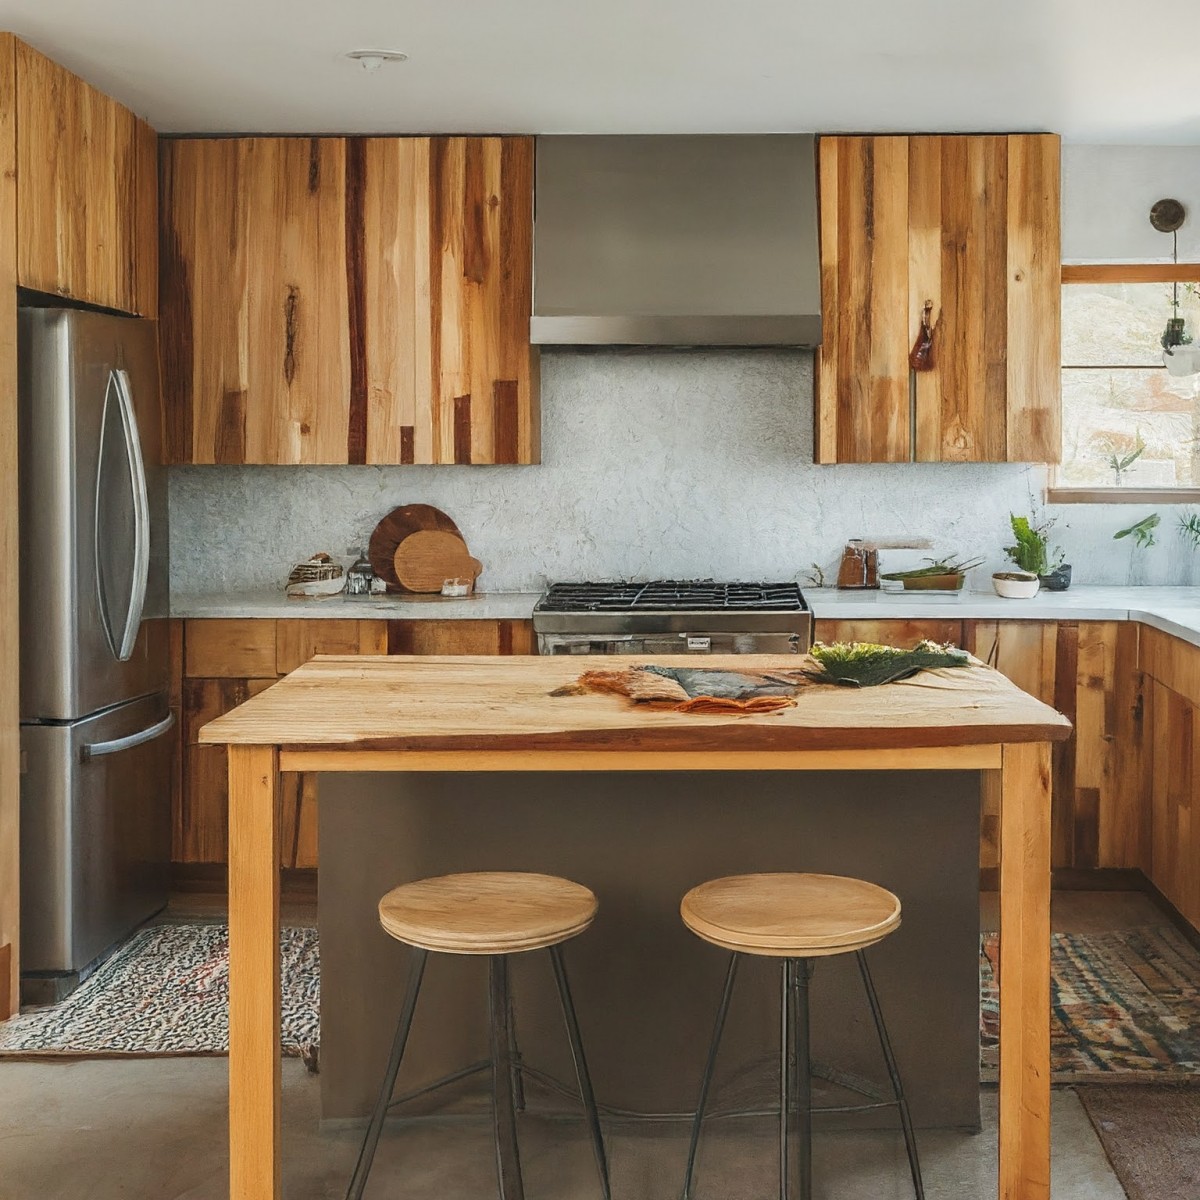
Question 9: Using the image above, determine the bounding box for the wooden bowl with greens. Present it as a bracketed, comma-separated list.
[879, 556, 984, 592]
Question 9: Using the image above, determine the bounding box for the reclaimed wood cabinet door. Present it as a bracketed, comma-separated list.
[15, 41, 157, 315]
[964, 620, 1143, 873]
[174, 619, 533, 870]
[160, 135, 537, 465]
[175, 619, 390, 869]
[811, 618, 964, 649]
[160, 137, 351, 464]
[1138, 627, 1200, 925]
[815, 134, 1060, 465]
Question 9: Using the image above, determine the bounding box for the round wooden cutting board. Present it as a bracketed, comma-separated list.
[368, 505, 462, 591]
[393, 530, 484, 593]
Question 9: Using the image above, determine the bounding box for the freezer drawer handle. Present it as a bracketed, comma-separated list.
[81, 711, 175, 760]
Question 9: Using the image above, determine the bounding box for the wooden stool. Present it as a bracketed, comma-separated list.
[679, 873, 923, 1200]
[347, 871, 610, 1200]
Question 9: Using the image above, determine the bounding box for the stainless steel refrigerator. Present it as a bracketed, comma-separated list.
[19, 307, 172, 990]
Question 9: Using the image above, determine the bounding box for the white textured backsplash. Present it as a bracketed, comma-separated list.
[169, 349, 1200, 595]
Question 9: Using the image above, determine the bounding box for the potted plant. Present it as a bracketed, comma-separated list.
[1040, 547, 1072, 592]
[995, 515, 1051, 599]
[878, 555, 985, 593]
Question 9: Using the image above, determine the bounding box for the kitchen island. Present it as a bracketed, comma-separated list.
[200, 653, 1071, 1200]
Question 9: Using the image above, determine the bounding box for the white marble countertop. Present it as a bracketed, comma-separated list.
[170, 591, 543, 621]
[806, 586, 1200, 648]
[171, 584, 1200, 649]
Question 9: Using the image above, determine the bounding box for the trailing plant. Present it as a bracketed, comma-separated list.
[1114, 513, 1161, 549]
[1005, 515, 1049, 576]
[1180, 511, 1200, 550]
[806, 640, 970, 688]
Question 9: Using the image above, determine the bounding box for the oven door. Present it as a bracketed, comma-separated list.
[639, 632, 804, 654]
[539, 634, 644, 655]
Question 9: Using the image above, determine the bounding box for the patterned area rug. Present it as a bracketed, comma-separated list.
[981, 926, 1200, 1081]
[0, 924, 319, 1059]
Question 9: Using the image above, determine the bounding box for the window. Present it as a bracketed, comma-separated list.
[1053, 267, 1200, 499]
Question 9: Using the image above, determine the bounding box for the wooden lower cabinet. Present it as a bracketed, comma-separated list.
[174, 617, 534, 870]
[1139, 627, 1200, 925]
[387, 618, 535, 655]
[964, 621, 1144, 874]
[812, 618, 963, 648]
[815, 617, 1144, 872]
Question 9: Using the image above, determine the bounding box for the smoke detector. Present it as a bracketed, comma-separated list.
[343, 49, 408, 72]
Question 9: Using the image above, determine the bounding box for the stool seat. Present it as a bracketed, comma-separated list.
[680, 872, 901, 957]
[378, 871, 598, 955]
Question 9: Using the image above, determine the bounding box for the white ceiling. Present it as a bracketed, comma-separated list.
[2, 0, 1197, 143]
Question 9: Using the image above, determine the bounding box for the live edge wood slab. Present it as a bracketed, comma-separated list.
[200, 655, 1070, 1200]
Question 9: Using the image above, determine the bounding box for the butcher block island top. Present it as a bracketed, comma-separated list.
[208, 653, 1068, 1200]
[199, 653, 1072, 757]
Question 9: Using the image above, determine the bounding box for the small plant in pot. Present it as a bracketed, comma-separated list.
[996, 514, 1064, 599]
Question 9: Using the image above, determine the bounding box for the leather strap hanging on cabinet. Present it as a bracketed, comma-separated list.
[909, 300, 936, 371]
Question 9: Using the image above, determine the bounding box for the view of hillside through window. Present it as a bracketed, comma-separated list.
[1059, 281, 1200, 489]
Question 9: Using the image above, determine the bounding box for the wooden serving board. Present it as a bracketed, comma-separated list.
[368, 505, 461, 592]
[393, 530, 483, 593]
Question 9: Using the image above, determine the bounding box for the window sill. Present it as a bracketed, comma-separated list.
[1046, 487, 1200, 505]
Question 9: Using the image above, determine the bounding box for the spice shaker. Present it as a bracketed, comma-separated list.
[345, 548, 374, 596]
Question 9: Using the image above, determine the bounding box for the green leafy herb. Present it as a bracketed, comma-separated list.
[1005, 514, 1049, 576]
[806, 640, 970, 688]
[1114, 513, 1161, 549]
[1180, 511, 1200, 550]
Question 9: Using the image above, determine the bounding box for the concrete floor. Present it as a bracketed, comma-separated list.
[2, 889, 1164, 1199]
[0, 1057, 1125, 1200]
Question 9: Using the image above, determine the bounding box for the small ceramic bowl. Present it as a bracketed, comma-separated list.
[992, 572, 1040, 599]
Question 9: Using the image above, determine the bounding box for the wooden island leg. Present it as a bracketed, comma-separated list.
[228, 746, 282, 1200]
[998, 742, 1052, 1200]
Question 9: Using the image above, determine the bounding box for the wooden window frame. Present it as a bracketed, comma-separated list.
[1048, 263, 1200, 504]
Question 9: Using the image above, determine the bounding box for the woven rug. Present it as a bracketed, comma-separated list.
[1077, 1083, 1200, 1200]
[980, 926, 1200, 1082]
[0, 924, 319, 1059]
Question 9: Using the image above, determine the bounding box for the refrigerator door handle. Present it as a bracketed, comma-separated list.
[96, 367, 151, 662]
[81, 710, 175, 760]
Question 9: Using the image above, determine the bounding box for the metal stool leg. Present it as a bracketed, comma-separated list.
[346, 948, 429, 1200]
[856, 951, 925, 1200]
[789, 960, 812, 1200]
[780, 960, 793, 1200]
[489, 955, 525, 1200]
[506, 970, 526, 1114]
[549, 944, 612, 1200]
[682, 952, 740, 1200]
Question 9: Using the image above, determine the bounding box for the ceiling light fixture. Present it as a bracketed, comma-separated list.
[343, 48, 408, 72]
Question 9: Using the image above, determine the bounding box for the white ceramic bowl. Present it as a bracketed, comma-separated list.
[992, 573, 1040, 599]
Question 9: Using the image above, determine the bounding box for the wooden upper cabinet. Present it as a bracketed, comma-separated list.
[160, 135, 538, 466]
[14, 41, 157, 316]
[160, 137, 350, 464]
[815, 134, 1060, 465]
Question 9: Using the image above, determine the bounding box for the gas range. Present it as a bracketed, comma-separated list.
[533, 580, 812, 656]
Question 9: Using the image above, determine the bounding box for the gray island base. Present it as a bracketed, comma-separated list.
[317, 770, 982, 1131]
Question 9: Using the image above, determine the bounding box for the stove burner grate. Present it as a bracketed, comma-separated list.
[537, 579, 807, 613]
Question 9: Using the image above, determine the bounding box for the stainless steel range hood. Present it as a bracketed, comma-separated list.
[531, 135, 821, 348]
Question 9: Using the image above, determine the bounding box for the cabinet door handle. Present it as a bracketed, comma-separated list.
[909, 300, 937, 372]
